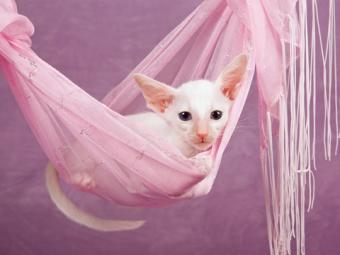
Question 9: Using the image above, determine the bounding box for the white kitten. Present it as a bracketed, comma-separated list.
[45, 54, 248, 232]
[130, 54, 248, 157]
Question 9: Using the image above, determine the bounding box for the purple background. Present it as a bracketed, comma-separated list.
[0, 1, 339, 254]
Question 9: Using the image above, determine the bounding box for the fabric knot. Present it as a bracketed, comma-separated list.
[0, 9, 34, 49]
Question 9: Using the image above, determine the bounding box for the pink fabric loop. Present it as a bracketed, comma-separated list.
[0, 9, 34, 50]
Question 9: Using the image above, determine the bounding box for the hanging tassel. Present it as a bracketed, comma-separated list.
[260, 0, 337, 254]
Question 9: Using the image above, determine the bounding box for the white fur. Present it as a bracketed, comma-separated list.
[129, 79, 232, 157]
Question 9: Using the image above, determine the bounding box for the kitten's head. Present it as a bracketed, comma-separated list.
[134, 54, 248, 152]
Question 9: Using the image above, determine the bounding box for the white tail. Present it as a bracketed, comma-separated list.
[45, 163, 145, 232]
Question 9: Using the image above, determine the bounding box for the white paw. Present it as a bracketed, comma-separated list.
[192, 155, 213, 174]
[72, 172, 96, 190]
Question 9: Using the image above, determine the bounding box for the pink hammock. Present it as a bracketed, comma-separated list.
[0, 0, 264, 206]
[1, 0, 338, 254]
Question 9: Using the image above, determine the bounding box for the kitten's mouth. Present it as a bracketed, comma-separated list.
[192, 140, 213, 150]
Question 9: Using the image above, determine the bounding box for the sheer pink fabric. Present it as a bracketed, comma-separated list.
[0, 0, 294, 207]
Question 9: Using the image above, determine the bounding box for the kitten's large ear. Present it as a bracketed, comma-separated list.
[133, 73, 176, 113]
[216, 54, 248, 100]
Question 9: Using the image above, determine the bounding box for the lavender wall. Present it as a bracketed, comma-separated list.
[0, 1, 339, 254]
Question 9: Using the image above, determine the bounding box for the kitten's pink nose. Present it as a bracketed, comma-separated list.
[196, 120, 208, 142]
[196, 132, 208, 142]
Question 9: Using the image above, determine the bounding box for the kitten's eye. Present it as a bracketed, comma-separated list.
[178, 111, 192, 121]
[210, 110, 223, 120]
